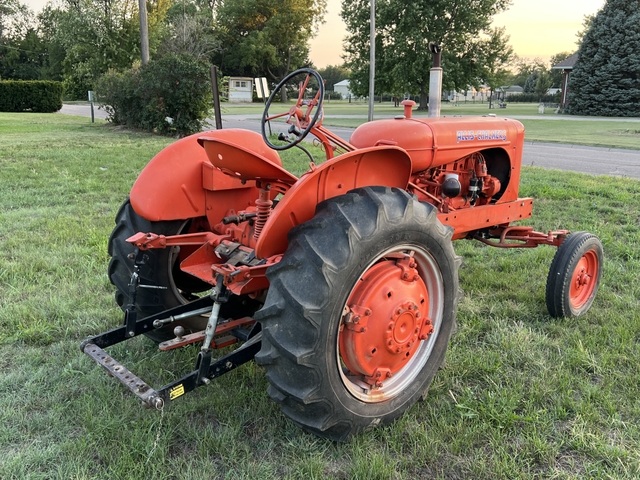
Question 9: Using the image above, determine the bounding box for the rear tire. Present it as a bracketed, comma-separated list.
[546, 231, 603, 318]
[108, 199, 211, 342]
[255, 187, 462, 441]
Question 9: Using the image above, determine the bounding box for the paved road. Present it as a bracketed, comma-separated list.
[60, 103, 109, 119]
[59, 104, 640, 179]
[521, 142, 640, 178]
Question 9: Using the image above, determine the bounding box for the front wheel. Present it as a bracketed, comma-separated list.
[255, 187, 462, 441]
[546, 231, 603, 318]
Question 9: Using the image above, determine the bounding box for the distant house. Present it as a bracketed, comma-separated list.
[500, 85, 524, 96]
[551, 53, 578, 108]
[334, 79, 352, 99]
[445, 86, 491, 103]
[228, 77, 253, 103]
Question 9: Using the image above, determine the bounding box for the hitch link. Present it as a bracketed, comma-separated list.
[202, 273, 230, 352]
[195, 275, 230, 386]
[202, 303, 222, 352]
[153, 306, 213, 328]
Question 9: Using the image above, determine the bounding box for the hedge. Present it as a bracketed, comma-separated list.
[505, 93, 561, 104]
[0, 81, 63, 113]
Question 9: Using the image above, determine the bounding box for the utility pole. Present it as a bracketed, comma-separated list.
[139, 0, 150, 65]
[368, 0, 375, 122]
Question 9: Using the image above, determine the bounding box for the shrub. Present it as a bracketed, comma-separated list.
[0, 80, 63, 112]
[62, 70, 94, 101]
[96, 55, 212, 136]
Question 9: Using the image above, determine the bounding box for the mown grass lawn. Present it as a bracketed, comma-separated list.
[1, 113, 640, 479]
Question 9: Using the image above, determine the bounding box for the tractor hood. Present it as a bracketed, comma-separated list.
[350, 116, 524, 172]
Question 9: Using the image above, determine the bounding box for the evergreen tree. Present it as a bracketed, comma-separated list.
[523, 71, 539, 93]
[568, 0, 640, 116]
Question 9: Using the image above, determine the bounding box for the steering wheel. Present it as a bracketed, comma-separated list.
[261, 68, 325, 150]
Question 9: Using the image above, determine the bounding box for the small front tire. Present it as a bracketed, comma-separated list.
[546, 231, 603, 318]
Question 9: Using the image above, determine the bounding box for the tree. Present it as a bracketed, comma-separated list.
[341, 0, 512, 110]
[157, 0, 220, 59]
[0, 28, 47, 80]
[523, 71, 539, 93]
[213, 0, 327, 99]
[477, 28, 514, 108]
[508, 56, 546, 88]
[318, 64, 350, 91]
[576, 14, 595, 47]
[534, 70, 552, 100]
[0, 0, 41, 80]
[36, 0, 170, 98]
[568, 0, 640, 116]
[0, 0, 30, 40]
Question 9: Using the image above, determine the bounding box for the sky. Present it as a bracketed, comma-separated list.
[309, 0, 606, 67]
[22, 0, 606, 67]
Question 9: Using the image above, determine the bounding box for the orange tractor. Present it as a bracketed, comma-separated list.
[83, 69, 603, 441]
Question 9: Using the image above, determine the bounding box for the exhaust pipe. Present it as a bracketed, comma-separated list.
[428, 43, 443, 118]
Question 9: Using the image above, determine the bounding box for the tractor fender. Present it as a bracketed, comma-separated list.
[255, 146, 413, 259]
[130, 129, 283, 222]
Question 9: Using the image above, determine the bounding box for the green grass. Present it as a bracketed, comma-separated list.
[522, 120, 640, 149]
[2, 113, 640, 479]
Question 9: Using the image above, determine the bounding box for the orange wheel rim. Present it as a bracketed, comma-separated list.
[569, 249, 599, 308]
[337, 246, 444, 403]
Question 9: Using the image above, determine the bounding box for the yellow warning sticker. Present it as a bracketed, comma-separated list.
[169, 384, 185, 400]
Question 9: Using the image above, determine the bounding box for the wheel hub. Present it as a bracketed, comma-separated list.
[570, 251, 598, 308]
[339, 256, 432, 387]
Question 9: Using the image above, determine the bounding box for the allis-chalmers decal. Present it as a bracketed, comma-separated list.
[457, 129, 508, 143]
